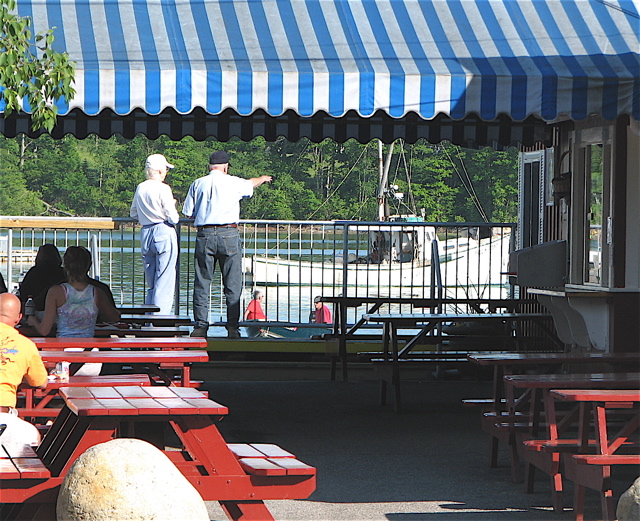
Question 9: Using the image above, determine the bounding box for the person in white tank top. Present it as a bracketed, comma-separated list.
[28, 246, 120, 375]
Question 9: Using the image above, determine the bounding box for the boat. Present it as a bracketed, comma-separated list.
[243, 323, 332, 339]
[244, 220, 438, 287]
[242, 140, 513, 299]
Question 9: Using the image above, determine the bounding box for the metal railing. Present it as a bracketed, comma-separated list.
[1, 217, 516, 327]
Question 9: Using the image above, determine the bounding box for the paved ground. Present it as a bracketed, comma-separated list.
[193, 362, 635, 521]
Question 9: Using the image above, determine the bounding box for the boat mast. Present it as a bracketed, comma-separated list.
[377, 139, 394, 221]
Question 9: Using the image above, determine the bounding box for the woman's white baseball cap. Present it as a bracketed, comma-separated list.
[146, 154, 174, 170]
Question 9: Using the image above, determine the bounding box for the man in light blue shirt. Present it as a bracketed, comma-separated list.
[183, 151, 272, 338]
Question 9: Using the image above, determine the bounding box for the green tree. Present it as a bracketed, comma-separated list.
[407, 142, 459, 221]
[0, 0, 75, 131]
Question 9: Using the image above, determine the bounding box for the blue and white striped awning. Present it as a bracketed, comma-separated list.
[2, 0, 639, 145]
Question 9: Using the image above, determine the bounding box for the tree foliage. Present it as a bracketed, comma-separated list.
[0, 0, 75, 131]
[0, 134, 519, 223]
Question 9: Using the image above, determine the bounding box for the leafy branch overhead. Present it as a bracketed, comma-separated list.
[0, 0, 75, 132]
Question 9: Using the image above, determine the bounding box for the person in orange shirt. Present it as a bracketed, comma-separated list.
[244, 290, 267, 321]
[0, 293, 48, 445]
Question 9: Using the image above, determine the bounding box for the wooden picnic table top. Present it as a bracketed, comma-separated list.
[117, 314, 194, 326]
[116, 304, 160, 314]
[32, 336, 207, 350]
[38, 350, 209, 364]
[93, 325, 191, 337]
[549, 389, 640, 402]
[321, 296, 538, 307]
[504, 372, 640, 389]
[18, 374, 153, 418]
[363, 312, 551, 325]
[468, 351, 640, 366]
[59, 385, 227, 416]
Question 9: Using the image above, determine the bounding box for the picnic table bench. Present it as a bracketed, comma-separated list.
[0, 386, 316, 521]
[362, 312, 554, 412]
[38, 350, 208, 387]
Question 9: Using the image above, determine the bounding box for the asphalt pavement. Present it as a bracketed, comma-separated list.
[193, 362, 634, 521]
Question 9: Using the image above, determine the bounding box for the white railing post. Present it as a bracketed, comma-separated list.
[91, 234, 100, 280]
[7, 228, 13, 292]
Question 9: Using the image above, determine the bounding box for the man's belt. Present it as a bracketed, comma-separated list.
[142, 221, 174, 228]
[198, 223, 238, 228]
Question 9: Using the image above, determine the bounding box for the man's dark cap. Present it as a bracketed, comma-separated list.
[314, 296, 322, 303]
[209, 151, 230, 165]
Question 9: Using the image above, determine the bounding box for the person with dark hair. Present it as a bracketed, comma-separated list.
[18, 244, 65, 311]
[183, 150, 271, 338]
[27, 247, 120, 374]
[0, 272, 7, 294]
[21, 244, 116, 318]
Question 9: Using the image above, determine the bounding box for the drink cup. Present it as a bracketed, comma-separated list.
[56, 361, 70, 382]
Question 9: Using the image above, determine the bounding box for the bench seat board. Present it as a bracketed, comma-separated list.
[573, 454, 640, 465]
[238, 458, 288, 476]
[249, 444, 295, 458]
[267, 457, 316, 475]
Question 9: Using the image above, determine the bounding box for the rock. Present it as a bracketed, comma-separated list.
[617, 477, 640, 521]
[56, 438, 209, 521]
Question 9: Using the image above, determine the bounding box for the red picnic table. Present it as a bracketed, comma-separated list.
[32, 336, 207, 350]
[1, 386, 316, 521]
[548, 389, 640, 521]
[468, 351, 640, 412]
[38, 350, 208, 387]
[466, 352, 640, 478]
[362, 312, 555, 412]
[502, 372, 640, 512]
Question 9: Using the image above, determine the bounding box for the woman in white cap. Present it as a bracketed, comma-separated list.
[130, 154, 180, 315]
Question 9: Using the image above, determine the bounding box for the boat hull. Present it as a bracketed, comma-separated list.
[244, 234, 511, 293]
[244, 324, 332, 339]
[244, 256, 432, 287]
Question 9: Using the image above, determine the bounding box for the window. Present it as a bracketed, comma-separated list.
[518, 150, 553, 249]
[586, 144, 604, 284]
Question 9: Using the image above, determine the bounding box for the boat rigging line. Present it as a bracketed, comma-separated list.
[442, 145, 489, 223]
[259, 141, 373, 255]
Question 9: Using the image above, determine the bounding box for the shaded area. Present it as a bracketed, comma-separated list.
[194, 369, 635, 520]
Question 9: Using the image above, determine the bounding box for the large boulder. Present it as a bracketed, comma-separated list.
[56, 438, 209, 521]
[617, 477, 640, 521]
